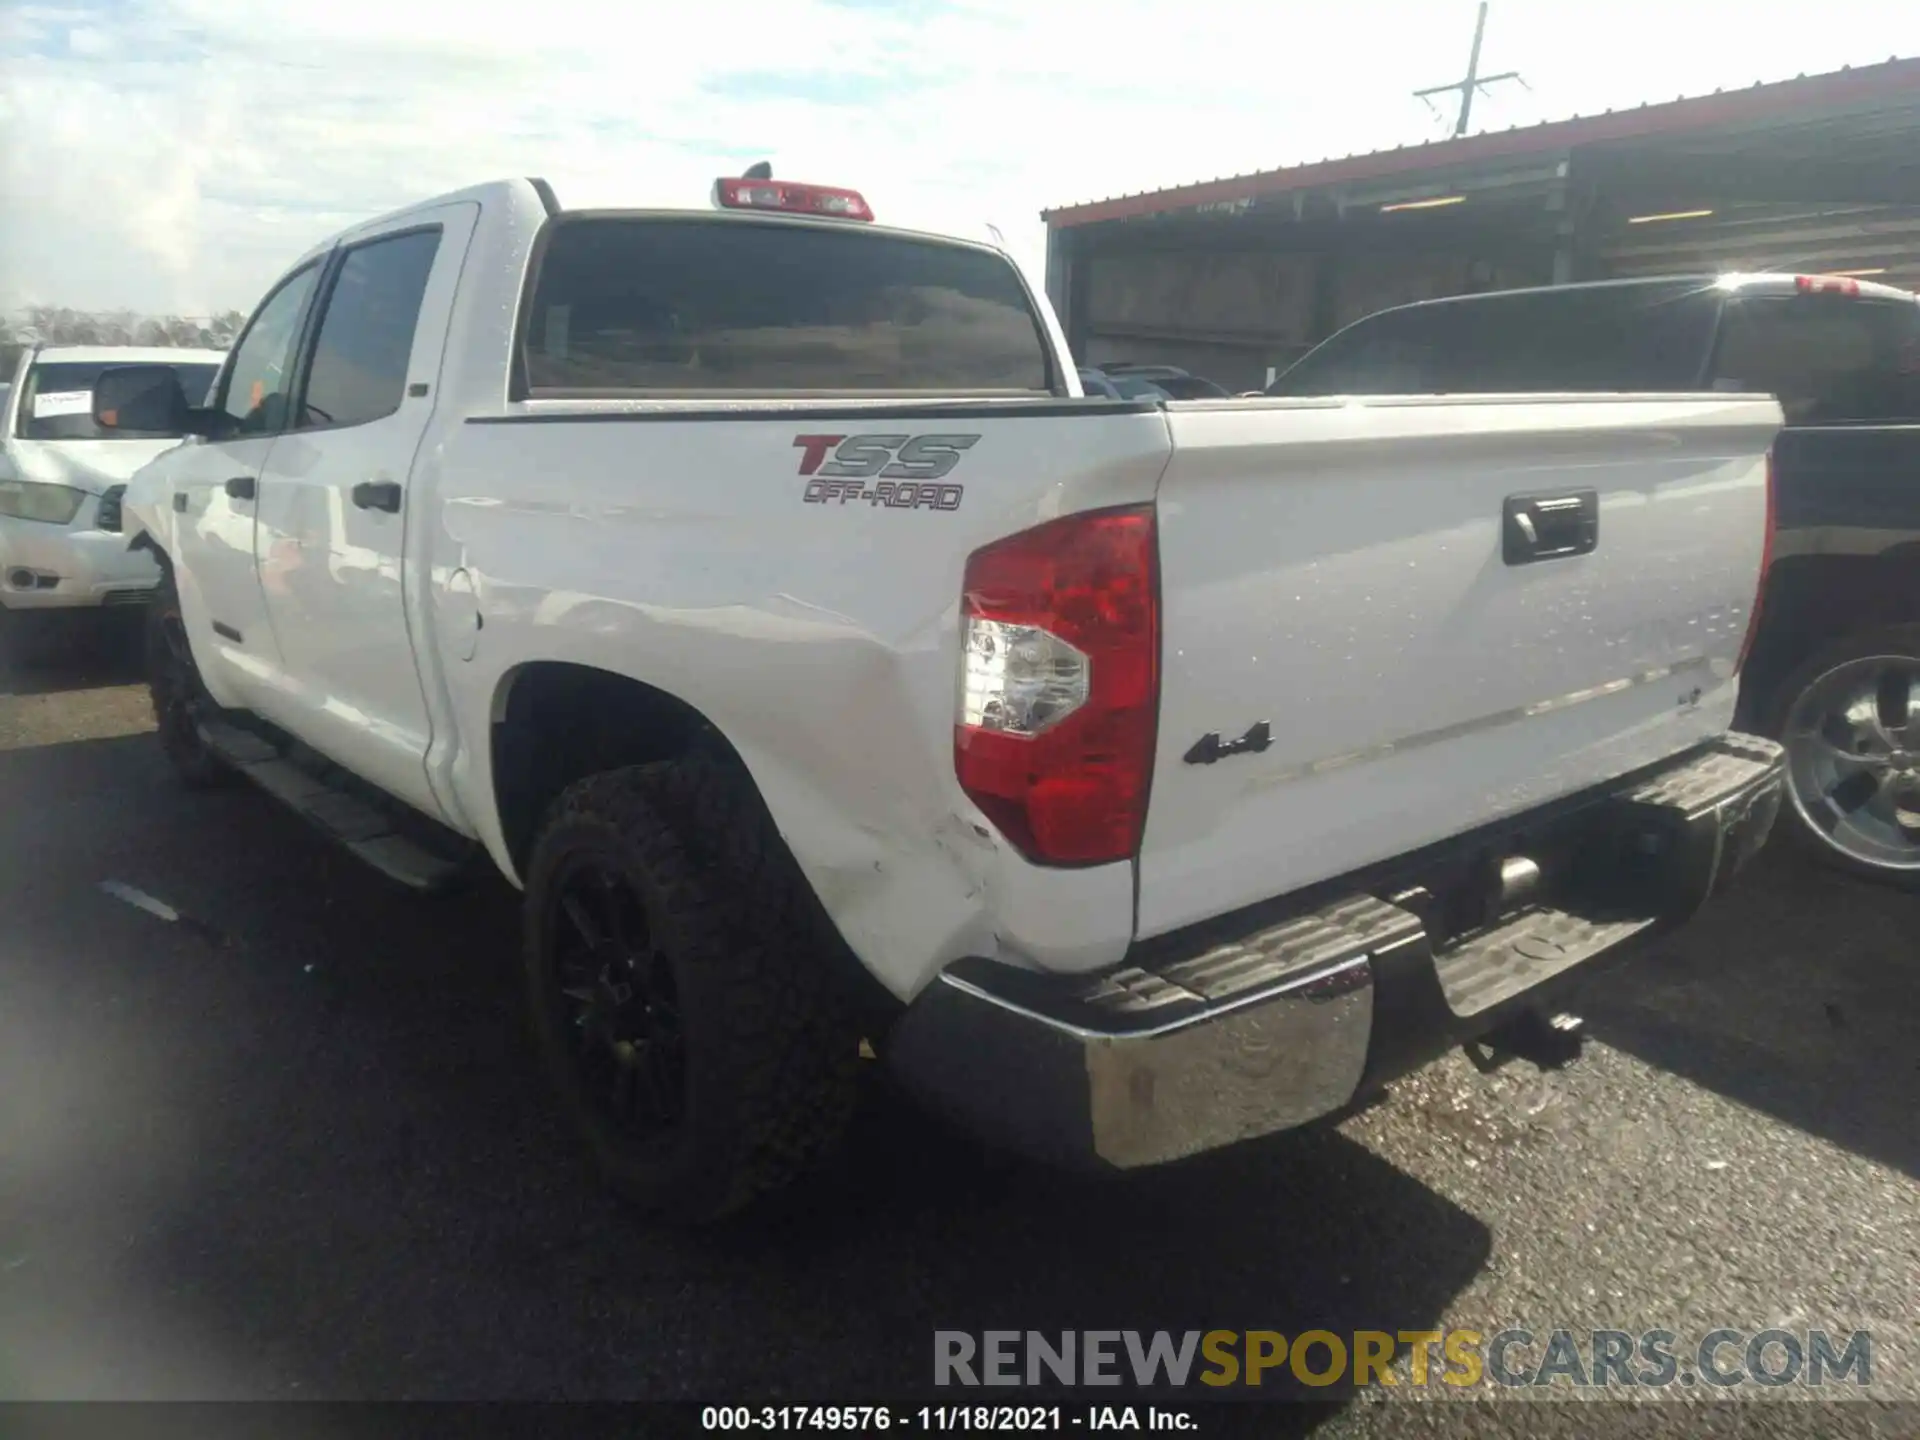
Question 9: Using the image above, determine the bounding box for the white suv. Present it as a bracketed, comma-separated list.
[1, 345, 225, 650]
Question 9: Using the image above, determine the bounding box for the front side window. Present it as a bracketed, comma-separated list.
[522, 217, 1053, 395]
[1711, 296, 1920, 425]
[220, 264, 322, 435]
[15, 360, 222, 441]
[299, 229, 443, 429]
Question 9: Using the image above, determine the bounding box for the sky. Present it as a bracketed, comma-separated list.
[1, 0, 1917, 317]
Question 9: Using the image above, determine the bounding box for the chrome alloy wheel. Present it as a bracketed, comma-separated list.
[1781, 655, 1920, 875]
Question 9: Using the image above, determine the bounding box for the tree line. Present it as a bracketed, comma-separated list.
[1, 307, 247, 379]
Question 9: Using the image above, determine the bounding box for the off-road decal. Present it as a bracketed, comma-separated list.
[795, 433, 977, 510]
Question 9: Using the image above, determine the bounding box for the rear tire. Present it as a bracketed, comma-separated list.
[1758, 624, 1920, 890]
[522, 755, 860, 1223]
[145, 569, 234, 789]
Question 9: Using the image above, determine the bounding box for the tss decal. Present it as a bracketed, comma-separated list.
[794, 433, 977, 511]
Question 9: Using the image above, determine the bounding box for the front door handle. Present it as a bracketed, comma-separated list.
[173, 491, 189, 513]
[351, 480, 402, 514]
[225, 475, 255, 501]
[1503, 491, 1598, 565]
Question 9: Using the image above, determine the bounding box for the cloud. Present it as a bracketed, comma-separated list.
[1, 0, 1916, 315]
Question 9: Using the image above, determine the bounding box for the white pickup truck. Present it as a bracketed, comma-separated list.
[100, 173, 1788, 1222]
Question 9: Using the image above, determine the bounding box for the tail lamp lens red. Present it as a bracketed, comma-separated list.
[954, 505, 1159, 865]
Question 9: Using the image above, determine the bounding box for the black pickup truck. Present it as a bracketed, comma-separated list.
[1271, 273, 1920, 888]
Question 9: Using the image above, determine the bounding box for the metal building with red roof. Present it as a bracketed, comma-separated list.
[1041, 56, 1920, 390]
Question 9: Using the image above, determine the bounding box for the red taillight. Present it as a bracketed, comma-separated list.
[1736, 447, 1776, 675]
[1795, 274, 1861, 297]
[712, 177, 873, 222]
[954, 506, 1159, 866]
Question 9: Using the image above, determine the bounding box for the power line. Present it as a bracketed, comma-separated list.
[1413, 2, 1528, 137]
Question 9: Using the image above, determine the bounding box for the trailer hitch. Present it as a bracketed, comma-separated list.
[1464, 1009, 1586, 1074]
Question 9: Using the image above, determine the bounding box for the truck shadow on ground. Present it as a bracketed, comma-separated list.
[0, 730, 1488, 1412]
[1570, 842, 1919, 1181]
[0, 611, 146, 697]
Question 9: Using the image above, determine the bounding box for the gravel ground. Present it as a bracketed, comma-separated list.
[0, 622, 1913, 1439]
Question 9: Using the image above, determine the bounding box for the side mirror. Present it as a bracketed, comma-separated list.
[91, 365, 201, 437]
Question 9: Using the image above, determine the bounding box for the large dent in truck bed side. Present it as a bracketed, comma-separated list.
[423, 406, 1168, 1001]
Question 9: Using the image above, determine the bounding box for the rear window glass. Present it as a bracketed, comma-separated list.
[1270, 282, 1722, 397]
[1710, 296, 1920, 425]
[521, 217, 1053, 395]
[17, 360, 223, 440]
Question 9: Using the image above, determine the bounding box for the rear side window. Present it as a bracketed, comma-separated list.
[1711, 296, 1920, 425]
[521, 217, 1053, 395]
[300, 228, 442, 429]
[1272, 283, 1722, 396]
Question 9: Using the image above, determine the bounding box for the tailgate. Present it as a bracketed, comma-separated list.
[1137, 394, 1781, 939]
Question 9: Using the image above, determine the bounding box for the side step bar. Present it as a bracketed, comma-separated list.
[198, 719, 474, 893]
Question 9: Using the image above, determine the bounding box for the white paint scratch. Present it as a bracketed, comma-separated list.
[98, 881, 181, 923]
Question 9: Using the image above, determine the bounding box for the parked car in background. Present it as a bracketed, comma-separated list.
[1095, 362, 1232, 399]
[1, 345, 226, 658]
[1079, 362, 1230, 400]
[1270, 273, 1920, 886]
[1076, 366, 1168, 400]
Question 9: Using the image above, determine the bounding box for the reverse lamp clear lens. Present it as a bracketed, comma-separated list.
[962, 617, 1090, 736]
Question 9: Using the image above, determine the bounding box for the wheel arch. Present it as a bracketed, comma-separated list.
[487, 659, 738, 876]
[484, 658, 903, 1027]
[1738, 549, 1920, 731]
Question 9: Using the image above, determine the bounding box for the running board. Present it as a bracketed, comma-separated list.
[198, 719, 473, 893]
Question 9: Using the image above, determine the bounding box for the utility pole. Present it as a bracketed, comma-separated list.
[1414, 3, 1526, 137]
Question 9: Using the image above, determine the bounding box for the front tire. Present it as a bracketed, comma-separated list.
[522, 756, 860, 1223]
[1759, 624, 1920, 889]
[145, 569, 233, 789]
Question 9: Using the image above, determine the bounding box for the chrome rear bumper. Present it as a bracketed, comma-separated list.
[887, 734, 1785, 1169]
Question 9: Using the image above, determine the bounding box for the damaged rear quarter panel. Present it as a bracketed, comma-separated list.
[429, 403, 1172, 1001]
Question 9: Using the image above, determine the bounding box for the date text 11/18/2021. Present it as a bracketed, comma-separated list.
[702, 1406, 1196, 1432]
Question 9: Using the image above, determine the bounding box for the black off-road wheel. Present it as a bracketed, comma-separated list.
[522, 755, 860, 1223]
[145, 569, 234, 789]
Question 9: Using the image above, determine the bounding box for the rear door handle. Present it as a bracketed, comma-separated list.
[351, 480, 402, 513]
[1503, 491, 1598, 565]
[173, 492, 189, 512]
[224, 475, 255, 500]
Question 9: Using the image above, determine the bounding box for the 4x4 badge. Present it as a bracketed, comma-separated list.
[1184, 721, 1273, 766]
